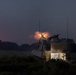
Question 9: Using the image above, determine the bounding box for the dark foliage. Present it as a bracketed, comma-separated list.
[0, 38, 76, 52]
[0, 40, 31, 51]
[0, 56, 75, 75]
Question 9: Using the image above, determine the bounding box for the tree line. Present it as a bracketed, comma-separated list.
[0, 39, 76, 52]
[0, 40, 30, 51]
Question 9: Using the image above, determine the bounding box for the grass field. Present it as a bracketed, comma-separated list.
[0, 55, 75, 75]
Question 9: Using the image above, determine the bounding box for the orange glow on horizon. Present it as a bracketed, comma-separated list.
[34, 31, 50, 40]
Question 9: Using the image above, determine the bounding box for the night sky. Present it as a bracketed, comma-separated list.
[0, 0, 76, 44]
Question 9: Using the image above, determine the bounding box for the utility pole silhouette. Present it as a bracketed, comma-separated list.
[67, 17, 69, 39]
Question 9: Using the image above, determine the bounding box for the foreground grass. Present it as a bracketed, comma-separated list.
[0, 56, 75, 75]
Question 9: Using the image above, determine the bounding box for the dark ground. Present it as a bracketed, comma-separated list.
[0, 56, 76, 75]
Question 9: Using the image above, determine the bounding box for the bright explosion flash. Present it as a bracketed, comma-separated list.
[34, 31, 50, 40]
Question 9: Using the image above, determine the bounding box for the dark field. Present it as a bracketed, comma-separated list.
[0, 55, 75, 75]
[0, 50, 31, 56]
